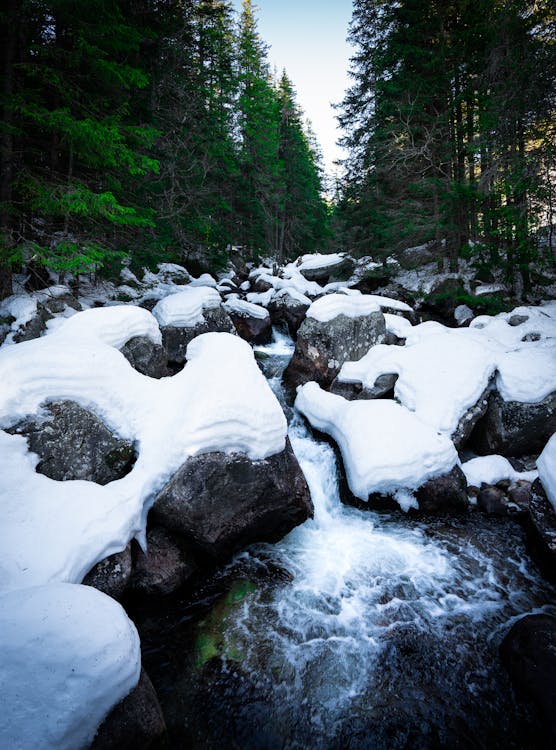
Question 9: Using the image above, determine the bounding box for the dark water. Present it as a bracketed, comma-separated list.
[130, 333, 556, 749]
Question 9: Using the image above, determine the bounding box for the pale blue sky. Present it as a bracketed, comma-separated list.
[231, 0, 353, 177]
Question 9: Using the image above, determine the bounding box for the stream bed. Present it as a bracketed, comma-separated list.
[130, 334, 556, 750]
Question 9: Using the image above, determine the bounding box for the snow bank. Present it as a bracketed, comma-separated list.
[462, 455, 538, 487]
[56, 304, 162, 348]
[295, 382, 458, 507]
[538, 433, 556, 512]
[0, 583, 140, 750]
[152, 286, 222, 327]
[224, 298, 269, 319]
[0, 314, 286, 591]
[306, 293, 381, 323]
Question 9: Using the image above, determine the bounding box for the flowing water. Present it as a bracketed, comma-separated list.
[133, 331, 556, 749]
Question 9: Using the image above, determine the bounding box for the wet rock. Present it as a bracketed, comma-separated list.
[132, 526, 197, 597]
[267, 293, 309, 338]
[151, 439, 313, 559]
[82, 545, 133, 600]
[477, 485, 508, 516]
[298, 255, 355, 284]
[508, 481, 533, 511]
[161, 306, 236, 369]
[452, 386, 492, 450]
[525, 479, 556, 581]
[120, 336, 168, 379]
[90, 669, 167, 750]
[500, 614, 556, 743]
[7, 400, 136, 484]
[509, 314, 529, 327]
[228, 310, 272, 345]
[283, 310, 386, 391]
[415, 466, 469, 515]
[329, 373, 398, 401]
[471, 391, 556, 457]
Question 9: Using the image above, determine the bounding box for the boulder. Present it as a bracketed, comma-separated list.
[414, 466, 469, 515]
[283, 310, 386, 391]
[500, 614, 556, 743]
[90, 669, 167, 750]
[12, 293, 82, 344]
[7, 400, 136, 484]
[131, 526, 197, 597]
[471, 391, 556, 457]
[525, 479, 556, 581]
[298, 255, 355, 284]
[267, 292, 310, 338]
[398, 242, 439, 270]
[227, 309, 272, 345]
[476, 485, 508, 516]
[120, 336, 168, 379]
[420, 276, 465, 323]
[451, 385, 491, 450]
[151, 439, 312, 560]
[82, 545, 133, 600]
[161, 306, 236, 369]
[329, 373, 398, 401]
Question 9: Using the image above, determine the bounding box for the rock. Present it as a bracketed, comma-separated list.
[283, 310, 386, 390]
[398, 242, 439, 270]
[509, 314, 529, 327]
[12, 293, 82, 344]
[120, 336, 168, 379]
[7, 400, 136, 484]
[525, 479, 556, 581]
[132, 526, 197, 597]
[352, 267, 394, 294]
[451, 385, 491, 450]
[477, 485, 508, 516]
[454, 304, 474, 327]
[507, 480, 533, 511]
[298, 256, 355, 284]
[90, 669, 167, 750]
[151, 439, 312, 560]
[421, 276, 465, 322]
[82, 545, 133, 600]
[161, 306, 236, 369]
[267, 293, 310, 338]
[329, 373, 398, 401]
[414, 466, 469, 515]
[43, 292, 81, 315]
[228, 310, 272, 345]
[471, 390, 556, 457]
[500, 614, 556, 742]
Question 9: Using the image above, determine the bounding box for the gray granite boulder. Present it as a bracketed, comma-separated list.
[228, 309, 272, 345]
[471, 390, 556, 457]
[120, 336, 168, 379]
[329, 373, 398, 401]
[161, 306, 236, 369]
[90, 669, 166, 750]
[525, 479, 556, 581]
[298, 255, 355, 284]
[132, 526, 197, 597]
[151, 439, 312, 560]
[283, 310, 386, 390]
[451, 385, 492, 450]
[7, 400, 136, 484]
[267, 292, 310, 338]
[82, 545, 133, 600]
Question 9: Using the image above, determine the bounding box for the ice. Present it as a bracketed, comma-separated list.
[462, 455, 538, 487]
[0, 317, 286, 592]
[0, 583, 140, 750]
[295, 382, 458, 505]
[152, 286, 222, 327]
[538, 433, 556, 511]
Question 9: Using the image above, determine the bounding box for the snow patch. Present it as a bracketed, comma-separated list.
[462, 455, 538, 487]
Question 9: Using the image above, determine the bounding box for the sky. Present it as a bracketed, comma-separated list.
[231, 0, 354, 179]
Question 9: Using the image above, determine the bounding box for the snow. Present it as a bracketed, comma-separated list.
[496, 341, 556, 403]
[537, 433, 556, 512]
[384, 313, 412, 339]
[340, 331, 496, 436]
[224, 298, 269, 320]
[152, 286, 222, 327]
[306, 293, 381, 323]
[0, 583, 140, 750]
[462, 455, 538, 487]
[272, 287, 312, 306]
[54, 304, 162, 348]
[295, 382, 458, 507]
[247, 289, 275, 307]
[0, 318, 286, 592]
[189, 272, 218, 288]
[297, 252, 346, 271]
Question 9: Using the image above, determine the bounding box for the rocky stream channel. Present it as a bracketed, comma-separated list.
[129, 332, 556, 750]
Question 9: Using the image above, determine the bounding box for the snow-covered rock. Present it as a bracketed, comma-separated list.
[224, 298, 272, 344]
[267, 288, 311, 338]
[296, 252, 355, 283]
[462, 455, 538, 488]
[295, 383, 464, 513]
[0, 323, 289, 593]
[284, 295, 386, 391]
[0, 583, 140, 750]
[538, 434, 556, 512]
